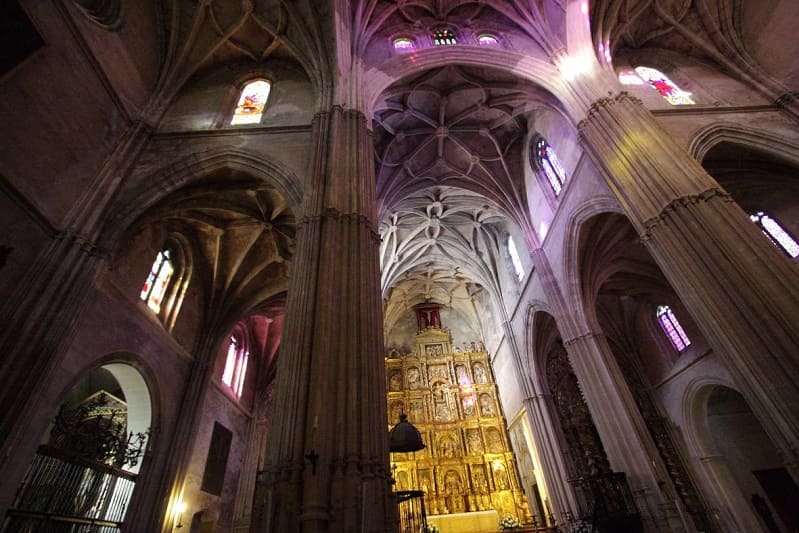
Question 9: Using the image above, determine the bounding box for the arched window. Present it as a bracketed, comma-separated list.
[222, 335, 249, 398]
[230, 79, 271, 125]
[508, 235, 525, 281]
[750, 212, 799, 258]
[477, 33, 498, 46]
[634, 66, 694, 106]
[393, 37, 415, 51]
[532, 137, 567, 196]
[140, 248, 174, 313]
[656, 305, 691, 352]
[432, 28, 457, 46]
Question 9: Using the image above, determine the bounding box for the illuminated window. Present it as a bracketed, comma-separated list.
[634, 66, 694, 105]
[393, 37, 414, 51]
[750, 212, 799, 258]
[230, 80, 271, 125]
[656, 305, 691, 352]
[477, 34, 498, 46]
[140, 249, 174, 314]
[222, 336, 249, 398]
[533, 137, 567, 196]
[432, 28, 457, 46]
[508, 236, 525, 281]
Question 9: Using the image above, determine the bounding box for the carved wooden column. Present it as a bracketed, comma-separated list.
[255, 107, 392, 533]
[578, 92, 799, 479]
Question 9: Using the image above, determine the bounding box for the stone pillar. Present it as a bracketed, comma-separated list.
[498, 312, 579, 524]
[696, 454, 765, 532]
[233, 384, 274, 532]
[255, 107, 392, 533]
[0, 121, 152, 514]
[521, 394, 580, 522]
[564, 330, 683, 531]
[578, 92, 799, 478]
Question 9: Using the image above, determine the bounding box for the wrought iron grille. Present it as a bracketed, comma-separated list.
[2, 445, 136, 532]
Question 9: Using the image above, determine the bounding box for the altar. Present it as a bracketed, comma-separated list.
[428, 510, 499, 533]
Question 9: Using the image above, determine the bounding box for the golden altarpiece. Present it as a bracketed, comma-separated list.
[386, 304, 532, 524]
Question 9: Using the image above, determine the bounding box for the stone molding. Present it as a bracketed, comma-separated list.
[298, 208, 380, 240]
[640, 187, 732, 241]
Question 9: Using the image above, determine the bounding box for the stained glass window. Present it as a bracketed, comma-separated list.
[477, 34, 498, 46]
[230, 80, 271, 125]
[393, 37, 414, 51]
[508, 236, 525, 281]
[140, 249, 174, 313]
[222, 336, 249, 398]
[634, 66, 694, 106]
[432, 28, 457, 46]
[533, 137, 567, 196]
[656, 305, 691, 352]
[750, 212, 799, 258]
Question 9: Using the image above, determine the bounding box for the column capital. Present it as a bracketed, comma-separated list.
[641, 187, 733, 241]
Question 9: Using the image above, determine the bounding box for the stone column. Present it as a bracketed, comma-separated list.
[695, 454, 765, 532]
[564, 330, 683, 531]
[0, 121, 153, 514]
[578, 92, 799, 478]
[521, 394, 580, 522]
[255, 107, 392, 533]
[233, 384, 274, 532]
[498, 312, 579, 524]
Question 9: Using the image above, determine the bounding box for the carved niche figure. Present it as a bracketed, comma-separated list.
[389, 370, 403, 391]
[435, 402, 452, 422]
[473, 363, 488, 383]
[407, 367, 421, 389]
[397, 471, 409, 490]
[439, 433, 459, 458]
[494, 463, 510, 490]
[456, 365, 470, 385]
[466, 428, 483, 454]
[479, 393, 494, 416]
[444, 470, 462, 493]
[390, 400, 405, 422]
[419, 470, 433, 493]
[486, 428, 503, 453]
[425, 344, 444, 355]
[472, 467, 488, 491]
[462, 395, 476, 417]
[428, 365, 449, 383]
[409, 400, 425, 423]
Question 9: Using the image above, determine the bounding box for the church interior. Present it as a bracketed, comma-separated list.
[0, 0, 798, 532]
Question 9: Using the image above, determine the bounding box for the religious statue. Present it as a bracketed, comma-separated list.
[473, 363, 488, 383]
[456, 365, 470, 385]
[467, 429, 482, 453]
[407, 367, 421, 389]
[389, 371, 403, 391]
[479, 393, 494, 416]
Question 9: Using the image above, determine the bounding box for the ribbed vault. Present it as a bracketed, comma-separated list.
[374, 65, 555, 231]
[380, 186, 512, 339]
[127, 170, 296, 329]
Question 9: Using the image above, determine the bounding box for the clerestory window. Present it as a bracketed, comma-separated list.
[230, 79, 271, 125]
[532, 137, 568, 197]
[634, 66, 694, 106]
[222, 335, 249, 398]
[750, 211, 799, 258]
[656, 305, 691, 352]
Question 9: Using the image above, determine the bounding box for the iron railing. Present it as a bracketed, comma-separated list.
[2, 445, 136, 532]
